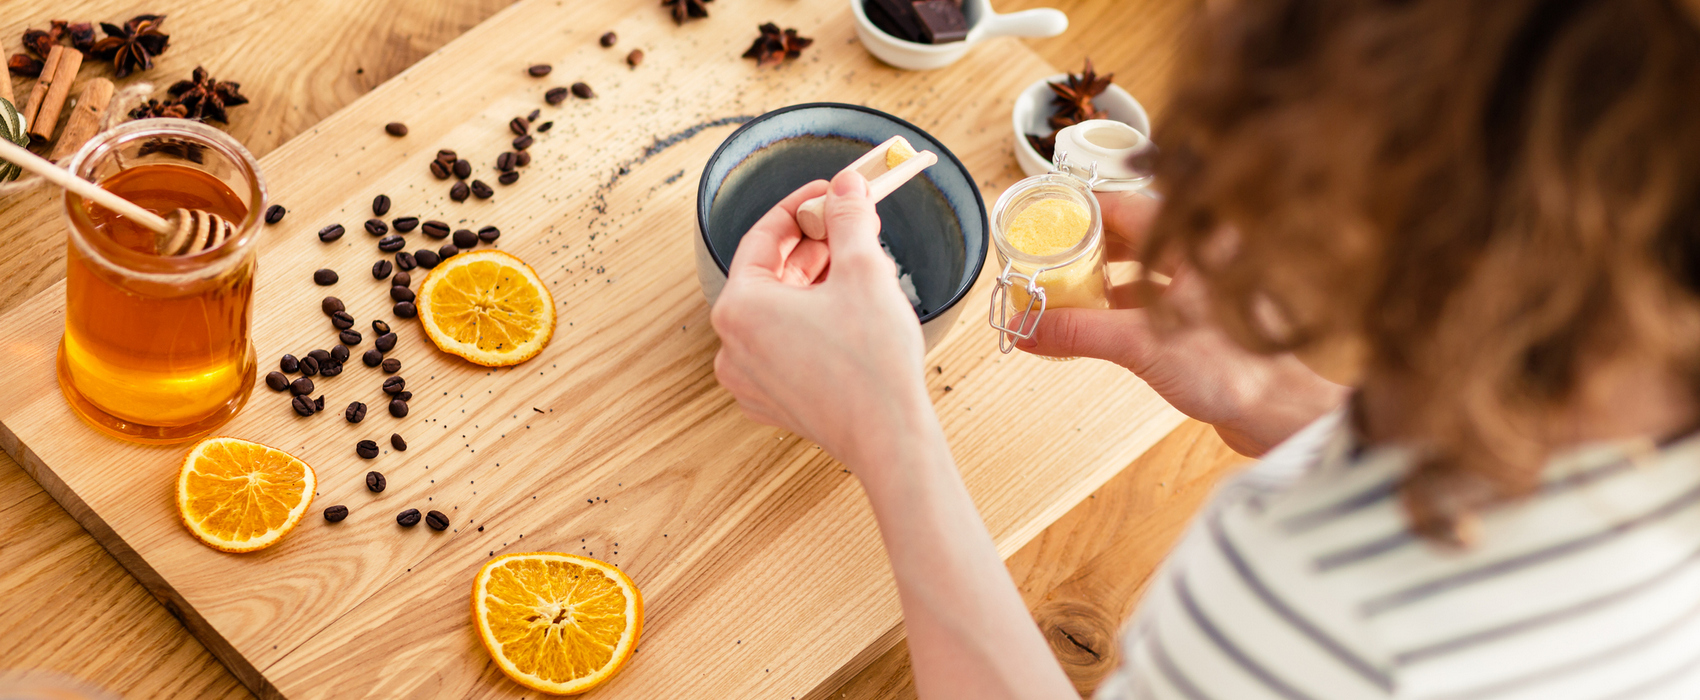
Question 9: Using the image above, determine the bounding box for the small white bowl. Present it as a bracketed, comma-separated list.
[852, 0, 1068, 71]
[1012, 75, 1150, 178]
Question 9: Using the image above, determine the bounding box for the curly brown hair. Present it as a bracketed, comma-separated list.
[1148, 0, 1700, 541]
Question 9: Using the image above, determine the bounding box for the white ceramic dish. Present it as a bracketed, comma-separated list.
[852, 0, 1068, 71]
[1012, 74, 1150, 178]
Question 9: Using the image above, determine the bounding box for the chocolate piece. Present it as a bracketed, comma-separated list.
[865, 0, 925, 43]
[913, 0, 969, 44]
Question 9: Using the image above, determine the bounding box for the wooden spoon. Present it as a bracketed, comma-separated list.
[796, 135, 939, 240]
[0, 137, 236, 256]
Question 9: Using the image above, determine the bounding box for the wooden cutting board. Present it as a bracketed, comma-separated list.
[0, 0, 1182, 697]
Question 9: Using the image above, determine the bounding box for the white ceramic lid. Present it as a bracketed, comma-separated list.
[1052, 119, 1153, 192]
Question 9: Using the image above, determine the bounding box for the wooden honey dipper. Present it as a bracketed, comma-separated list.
[0, 137, 235, 256]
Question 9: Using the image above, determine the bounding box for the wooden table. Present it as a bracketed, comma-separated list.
[0, 1, 1239, 697]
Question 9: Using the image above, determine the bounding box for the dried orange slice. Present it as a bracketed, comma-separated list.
[176, 437, 316, 553]
[418, 250, 556, 367]
[472, 553, 643, 695]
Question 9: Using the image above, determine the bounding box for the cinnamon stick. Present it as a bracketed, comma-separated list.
[49, 78, 114, 162]
[28, 46, 83, 144]
[0, 36, 15, 106]
[20, 45, 64, 130]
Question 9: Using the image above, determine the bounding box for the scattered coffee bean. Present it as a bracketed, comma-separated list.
[310, 349, 332, 363]
[421, 220, 450, 239]
[384, 122, 408, 136]
[453, 229, 478, 249]
[314, 269, 338, 285]
[391, 433, 407, 451]
[572, 82, 595, 99]
[429, 159, 450, 179]
[323, 504, 349, 522]
[340, 329, 362, 345]
[498, 171, 520, 186]
[394, 301, 418, 318]
[382, 357, 402, 373]
[291, 377, 314, 395]
[367, 470, 387, 491]
[512, 134, 533, 151]
[346, 401, 367, 423]
[300, 355, 321, 376]
[426, 510, 449, 531]
[357, 440, 380, 459]
[600, 31, 618, 47]
[439, 243, 461, 259]
[372, 194, 391, 216]
[383, 377, 407, 395]
[372, 259, 394, 279]
[395, 251, 417, 271]
[375, 332, 397, 352]
[265, 204, 286, 224]
[378, 235, 405, 252]
[331, 345, 351, 363]
[315, 395, 325, 411]
[332, 311, 355, 330]
[280, 354, 300, 373]
[545, 86, 569, 105]
[363, 348, 383, 367]
[372, 319, 391, 334]
[627, 48, 644, 67]
[390, 286, 416, 303]
[453, 158, 472, 179]
[527, 108, 541, 122]
[318, 224, 345, 242]
[496, 152, 515, 172]
[414, 249, 441, 268]
[471, 180, 494, 199]
[395, 390, 413, 401]
[365, 218, 389, 237]
[397, 508, 421, 527]
[393, 270, 412, 287]
[527, 64, 552, 77]
[535, 121, 553, 133]
[265, 371, 289, 391]
[393, 216, 419, 232]
[389, 399, 409, 417]
[436, 148, 457, 162]
[515, 151, 531, 167]
[322, 296, 345, 315]
[292, 395, 316, 416]
[320, 360, 344, 377]
[449, 181, 470, 202]
[478, 225, 501, 242]
[509, 117, 529, 136]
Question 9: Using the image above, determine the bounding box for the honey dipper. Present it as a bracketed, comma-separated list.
[796, 135, 939, 240]
[0, 137, 236, 256]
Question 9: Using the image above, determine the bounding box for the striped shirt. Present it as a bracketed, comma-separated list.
[1093, 411, 1700, 700]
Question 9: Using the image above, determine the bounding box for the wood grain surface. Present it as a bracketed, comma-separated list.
[0, 0, 1232, 698]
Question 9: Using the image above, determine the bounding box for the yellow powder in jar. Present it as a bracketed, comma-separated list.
[1006, 198, 1090, 257]
[885, 137, 918, 170]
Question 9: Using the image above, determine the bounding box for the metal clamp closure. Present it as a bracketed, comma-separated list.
[989, 261, 1048, 354]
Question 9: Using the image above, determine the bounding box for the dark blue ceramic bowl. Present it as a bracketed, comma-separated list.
[694, 103, 988, 350]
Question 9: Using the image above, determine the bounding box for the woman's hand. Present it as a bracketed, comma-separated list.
[711, 171, 934, 466]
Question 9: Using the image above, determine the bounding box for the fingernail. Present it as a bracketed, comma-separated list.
[1015, 336, 1037, 349]
[832, 171, 866, 196]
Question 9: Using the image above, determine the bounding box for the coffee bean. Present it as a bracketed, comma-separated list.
[395, 390, 413, 401]
[332, 311, 355, 330]
[376, 332, 398, 352]
[280, 354, 300, 373]
[323, 504, 349, 522]
[331, 344, 351, 363]
[421, 220, 450, 239]
[385, 122, 408, 136]
[512, 134, 533, 151]
[265, 204, 286, 224]
[414, 249, 441, 268]
[392, 216, 419, 233]
[357, 440, 379, 459]
[291, 377, 314, 395]
[364, 471, 387, 493]
[509, 117, 529, 136]
[309, 349, 332, 363]
[318, 224, 345, 242]
[365, 218, 389, 236]
[322, 296, 345, 315]
[627, 49, 644, 67]
[478, 226, 501, 242]
[439, 243, 461, 259]
[390, 286, 416, 303]
[372, 259, 393, 279]
[453, 229, 478, 249]
[363, 348, 383, 367]
[545, 87, 569, 105]
[498, 171, 519, 186]
[383, 377, 407, 395]
[346, 401, 367, 423]
[515, 151, 531, 167]
[314, 269, 339, 286]
[436, 148, 457, 162]
[389, 399, 409, 417]
[449, 181, 470, 202]
[496, 152, 515, 172]
[382, 357, 402, 373]
[600, 31, 618, 47]
[265, 371, 289, 391]
[528, 64, 552, 77]
[372, 194, 391, 216]
[393, 270, 412, 287]
[394, 301, 418, 318]
[453, 159, 471, 180]
[535, 121, 553, 133]
[397, 508, 421, 526]
[572, 82, 595, 99]
[391, 433, 407, 451]
[471, 180, 494, 199]
[320, 360, 343, 377]
[315, 395, 325, 411]
[371, 319, 391, 335]
[429, 159, 450, 180]
[395, 251, 417, 271]
[426, 510, 449, 531]
[378, 235, 405, 252]
[340, 329, 362, 345]
[292, 395, 317, 416]
[528, 108, 541, 122]
[300, 355, 321, 376]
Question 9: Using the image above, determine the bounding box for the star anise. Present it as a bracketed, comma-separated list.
[90, 14, 170, 78]
[128, 98, 189, 120]
[662, 0, 712, 25]
[165, 66, 249, 123]
[1028, 58, 1116, 160]
[742, 23, 813, 67]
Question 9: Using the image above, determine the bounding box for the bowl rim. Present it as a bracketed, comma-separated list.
[697, 101, 990, 324]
